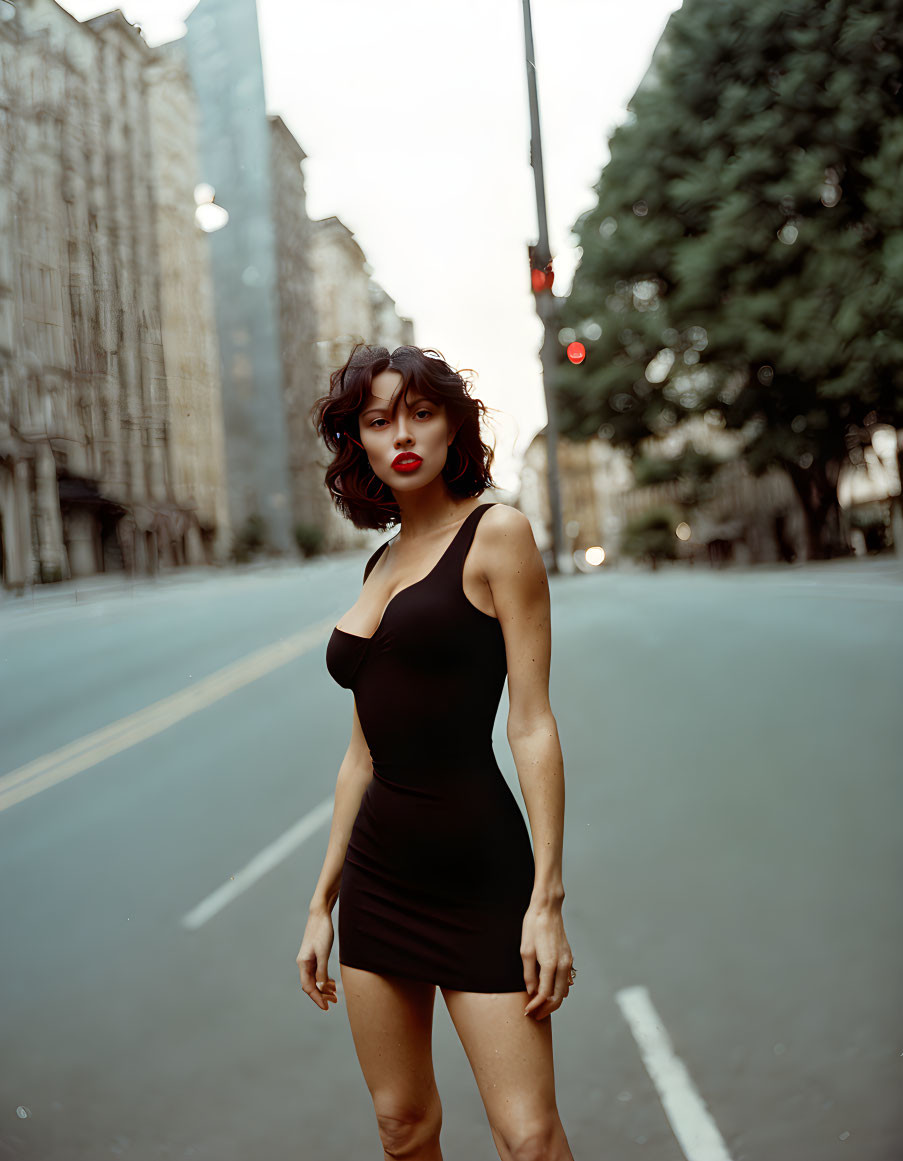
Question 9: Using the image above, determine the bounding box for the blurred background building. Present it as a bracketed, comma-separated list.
[182, 0, 296, 558]
[518, 413, 901, 569]
[0, 1, 216, 587]
[0, 0, 413, 590]
[181, 0, 412, 559]
[518, 428, 633, 567]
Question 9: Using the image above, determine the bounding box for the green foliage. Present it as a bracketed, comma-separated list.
[231, 514, 268, 563]
[632, 454, 683, 487]
[294, 521, 325, 558]
[559, 0, 903, 557]
[633, 445, 723, 489]
[620, 505, 684, 565]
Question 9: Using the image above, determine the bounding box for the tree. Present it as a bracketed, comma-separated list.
[620, 505, 684, 569]
[559, 0, 903, 559]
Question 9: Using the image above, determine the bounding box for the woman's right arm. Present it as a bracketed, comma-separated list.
[297, 699, 372, 1010]
[308, 697, 373, 916]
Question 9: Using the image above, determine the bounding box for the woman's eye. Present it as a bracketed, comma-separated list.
[369, 411, 431, 427]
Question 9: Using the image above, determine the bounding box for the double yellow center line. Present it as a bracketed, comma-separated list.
[0, 618, 336, 815]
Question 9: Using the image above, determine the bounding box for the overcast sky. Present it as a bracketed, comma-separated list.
[58, 0, 681, 491]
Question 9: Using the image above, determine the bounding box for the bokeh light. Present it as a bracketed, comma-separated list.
[193, 182, 216, 206]
[195, 203, 229, 232]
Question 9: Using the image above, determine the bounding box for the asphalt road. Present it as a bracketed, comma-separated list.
[1, 553, 901, 1161]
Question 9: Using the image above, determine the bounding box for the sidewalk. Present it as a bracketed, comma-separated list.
[0, 558, 306, 614]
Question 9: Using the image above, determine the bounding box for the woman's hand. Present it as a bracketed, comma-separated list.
[520, 900, 574, 1020]
[297, 906, 339, 1011]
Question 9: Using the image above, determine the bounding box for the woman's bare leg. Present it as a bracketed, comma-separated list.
[440, 988, 573, 1161]
[342, 964, 443, 1160]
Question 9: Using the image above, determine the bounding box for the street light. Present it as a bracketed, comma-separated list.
[194, 182, 229, 233]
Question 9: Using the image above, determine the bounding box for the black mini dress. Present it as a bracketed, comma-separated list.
[325, 502, 535, 992]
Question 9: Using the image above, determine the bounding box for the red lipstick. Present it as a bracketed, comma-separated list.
[392, 453, 422, 472]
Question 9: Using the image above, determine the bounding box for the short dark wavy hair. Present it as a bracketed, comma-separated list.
[310, 343, 499, 531]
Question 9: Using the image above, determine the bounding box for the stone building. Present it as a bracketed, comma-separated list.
[145, 39, 231, 566]
[0, 0, 419, 587]
[0, 0, 228, 590]
[268, 114, 322, 548]
[369, 280, 415, 353]
[518, 428, 633, 566]
[267, 131, 416, 554]
[837, 423, 902, 555]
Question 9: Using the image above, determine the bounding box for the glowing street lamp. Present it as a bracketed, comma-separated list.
[194, 182, 229, 233]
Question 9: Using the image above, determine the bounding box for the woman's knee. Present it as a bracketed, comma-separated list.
[495, 1112, 564, 1161]
[373, 1094, 442, 1158]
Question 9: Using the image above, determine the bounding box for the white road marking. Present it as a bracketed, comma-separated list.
[0, 619, 336, 814]
[616, 984, 734, 1161]
[180, 796, 335, 930]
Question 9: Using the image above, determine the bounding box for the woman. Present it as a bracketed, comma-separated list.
[298, 343, 576, 1161]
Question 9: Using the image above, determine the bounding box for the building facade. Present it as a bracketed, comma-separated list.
[183, 0, 295, 555]
[518, 415, 811, 568]
[518, 430, 633, 566]
[0, 0, 227, 590]
[837, 423, 902, 555]
[267, 114, 328, 546]
[145, 38, 232, 565]
[0, 0, 420, 588]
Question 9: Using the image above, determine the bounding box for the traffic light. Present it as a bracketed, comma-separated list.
[528, 244, 554, 294]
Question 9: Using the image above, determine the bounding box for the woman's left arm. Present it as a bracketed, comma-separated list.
[482, 506, 573, 1021]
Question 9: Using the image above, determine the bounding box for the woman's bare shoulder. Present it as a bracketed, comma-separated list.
[481, 502, 537, 540]
[476, 504, 549, 628]
[478, 503, 541, 567]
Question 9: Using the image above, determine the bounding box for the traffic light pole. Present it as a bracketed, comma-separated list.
[521, 0, 567, 575]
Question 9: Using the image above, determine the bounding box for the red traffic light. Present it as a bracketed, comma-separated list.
[528, 245, 555, 294]
[531, 267, 555, 293]
[566, 341, 586, 364]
